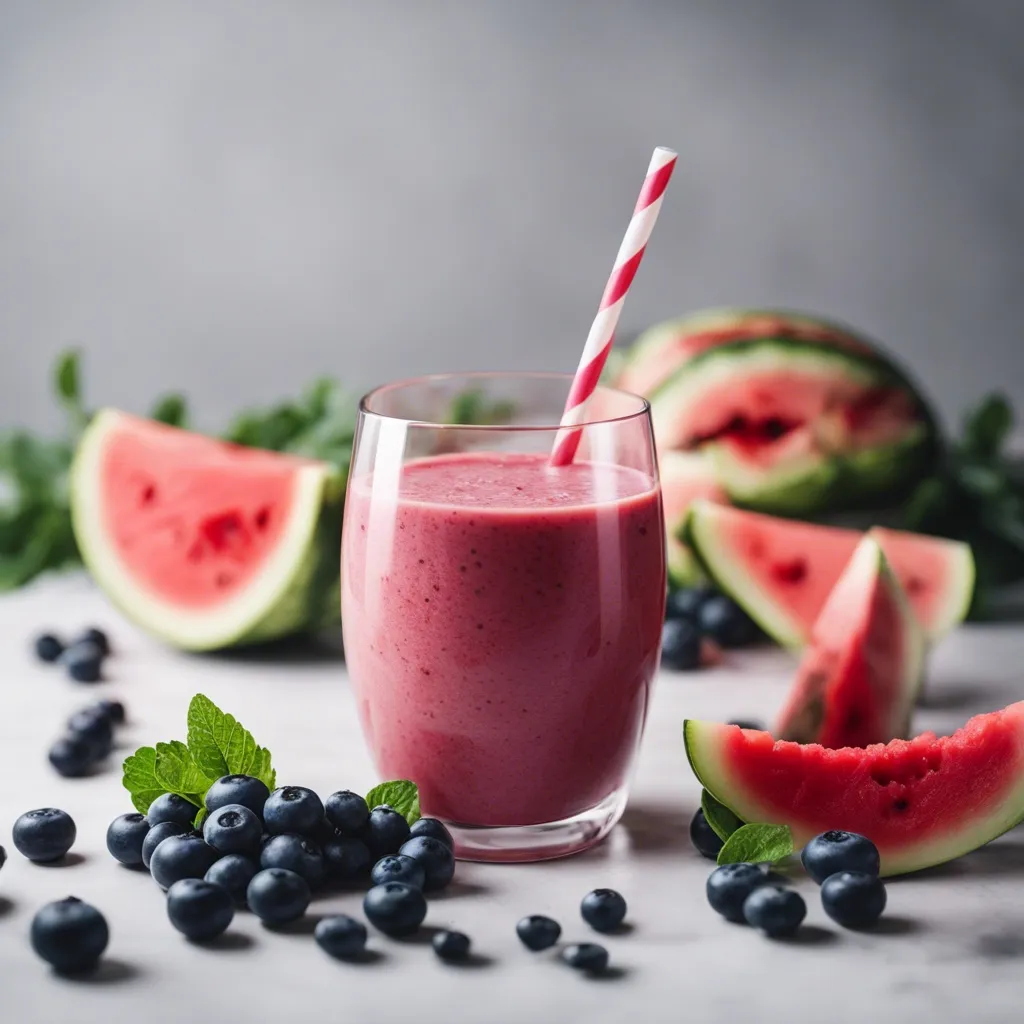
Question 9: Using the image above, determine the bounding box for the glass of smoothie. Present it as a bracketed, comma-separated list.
[341, 372, 665, 862]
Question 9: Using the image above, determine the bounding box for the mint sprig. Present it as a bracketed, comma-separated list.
[701, 789, 743, 842]
[123, 693, 275, 813]
[366, 780, 421, 825]
[716, 823, 794, 866]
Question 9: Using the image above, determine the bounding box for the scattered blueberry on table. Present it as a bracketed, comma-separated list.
[660, 618, 702, 671]
[580, 888, 627, 933]
[247, 867, 311, 926]
[433, 929, 471, 962]
[689, 808, 725, 860]
[802, 830, 881, 883]
[33, 633, 64, 664]
[13, 808, 77, 863]
[106, 812, 151, 867]
[742, 886, 807, 937]
[166, 878, 235, 941]
[63, 640, 104, 683]
[516, 914, 562, 951]
[48, 734, 95, 778]
[820, 871, 888, 929]
[661, 587, 763, 671]
[31, 897, 109, 973]
[363, 881, 428, 937]
[315, 914, 368, 960]
[561, 942, 609, 974]
[706, 863, 780, 922]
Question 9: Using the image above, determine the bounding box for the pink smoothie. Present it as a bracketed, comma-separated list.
[341, 451, 665, 827]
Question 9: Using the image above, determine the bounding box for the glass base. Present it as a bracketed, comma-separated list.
[445, 786, 629, 863]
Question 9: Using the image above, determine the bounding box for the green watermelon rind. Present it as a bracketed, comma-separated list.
[71, 409, 343, 652]
[648, 338, 938, 515]
[683, 709, 1024, 876]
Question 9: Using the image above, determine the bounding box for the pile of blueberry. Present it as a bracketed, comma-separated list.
[49, 699, 126, 778]
[34, 626, 111, 683]
[698, 825, 888, 938]
[662, 587, 760, 671]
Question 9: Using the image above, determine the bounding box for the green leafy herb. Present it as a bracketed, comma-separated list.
[365, 780, 421, 825]
[122, 747, 166, 815]
[716, 823, 794, 866]
[154, 739, 213, 802]
[701, 790, 743, 842]
[186, 694, 276, 790]
[150, 393, 188, 428]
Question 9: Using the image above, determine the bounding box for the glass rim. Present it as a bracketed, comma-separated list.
[358, 371, 651, 431]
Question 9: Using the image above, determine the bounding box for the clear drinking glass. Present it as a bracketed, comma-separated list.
[341, 372, 666, 862]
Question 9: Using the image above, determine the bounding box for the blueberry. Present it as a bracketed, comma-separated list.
[67, 707, 113, 760]
[660, 619, 702, 671]
[408, 817, 454, 850]
[166, 878, 234, 941]
[34, 633, 64, 663]
[363, 881, 427, 937]
[48, 734, 95, 777]
[665, 587, 711, 622]
[309, 816, 339, 844]
[94, 699, 126, 725]
[371, 854, 426, 890]
[263, 786, 324, 836]
[63, 641, 103, 683]
[105, 812, 150, 867]
[562, 942, 609, 973]
[706, 863, 779, 922]
[13, 808, 77, 862]
[315, 914, 368, 959]
[204, 774, 270, 819]
[0, 845, 6, 871]
[205, 854, 259, 906]
[203, 803, 263, 857]
[30, 897, 108, 973]
[690, 809, 724, 860]
[398, 835, 455, 891]
[74, 627, 110, 657]
[324, 790, 370, 835]
[141, 821, 190, 869]
[259, 834, 326, 888]
[246, 868, 311, 925]
[433, 929, 471, 961]
[801, 830, 880, 884]
[580, 888, 627, 933]
[516, 915, 561, 951]
[362, 806, 411, 857]
[743, 886, 807, 937]
[820, 871, 887, 929]
[323, 836, 373, 882]
[698, 595, 759, 648]
[147, 793, 200, 828]
[149, 833, 220, 890]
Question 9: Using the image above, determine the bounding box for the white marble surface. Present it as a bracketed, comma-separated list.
[2, 576, 1024, 1024]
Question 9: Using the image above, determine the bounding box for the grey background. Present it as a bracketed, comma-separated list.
[1, 0, 1022, 436]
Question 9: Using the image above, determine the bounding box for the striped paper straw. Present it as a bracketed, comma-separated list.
[549, 146, 677, 466]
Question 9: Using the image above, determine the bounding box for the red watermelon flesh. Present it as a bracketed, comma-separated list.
[685, 501, 975, 647]
[685, 702, 1024, 875]
[100, 420, 310, 607]
[775, 538, 924, 747]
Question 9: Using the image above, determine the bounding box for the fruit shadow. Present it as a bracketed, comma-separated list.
[0, 897, 14, 919]
[201, 632, 345, 665]
[425, 879, 491, 901]
[777, 925, 837, 947]
[33, 852, 86, 868]
[196, 931, 255, 952]
[618, 801, 691, 855]
[265, 912, 326, 936]
[891, 838, 1024, 883]
[54, 958, 140, 985]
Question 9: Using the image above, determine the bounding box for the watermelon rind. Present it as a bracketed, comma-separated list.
[684, 705, 1024, 875]
[775, 537, 925, 746]
[660, 450, 720, 590]
[71, 409, 344, 651]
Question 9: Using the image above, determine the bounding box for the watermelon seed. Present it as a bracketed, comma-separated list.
[140, 484, 156, 506]
[772, 559, 807, 585]
[215, 573, 233, 589]
[870, 769, 890, 787]
[892, 799, 909, 813]
[254, 507, 270, 531]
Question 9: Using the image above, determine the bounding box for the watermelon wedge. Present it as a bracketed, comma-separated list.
[659, 451, 724, 589]
[685, 501, 975, 648]
[71, 409, 344, 651]
[685, 703, 1024, 875]
[775, 537, 925, 747]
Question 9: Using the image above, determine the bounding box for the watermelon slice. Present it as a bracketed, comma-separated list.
[648, 339, 935, 515]
[71, 409, 344, 651]
[685, 501, 974, 648]
[659, 451, 724, 589]
[685, 703, 1024, 875]
[775, 537, 925, 747]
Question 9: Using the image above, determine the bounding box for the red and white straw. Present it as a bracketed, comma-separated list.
[550, 145, 677, 466]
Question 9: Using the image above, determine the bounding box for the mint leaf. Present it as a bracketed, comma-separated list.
[154, 740, 211, 802]
[717, 823, 793, 866]
[150, 393, 188, 428]
[122, 746, 165, 815]
[963, 393, 1013, 460]
[186, 693, 275, 790]
[365, 780, 420, 825]
[193, 808, 207, 830]
[701, 790, 743, 842]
